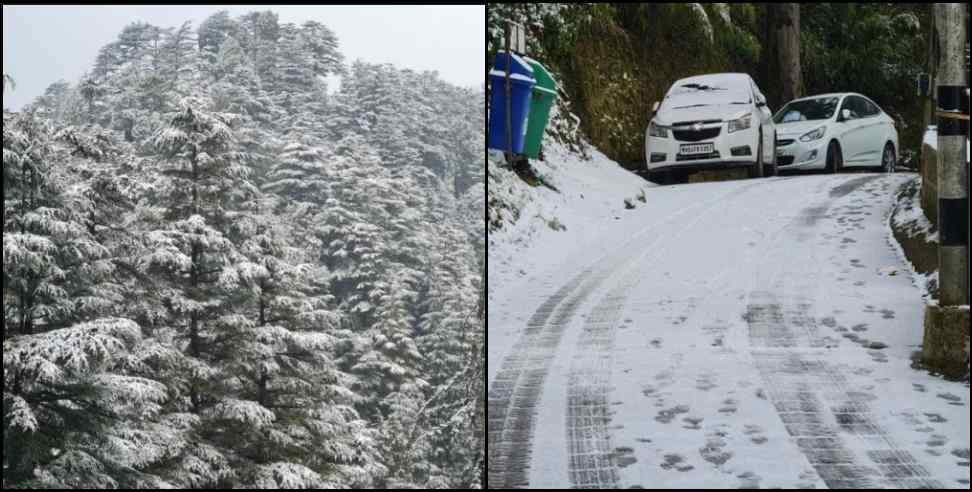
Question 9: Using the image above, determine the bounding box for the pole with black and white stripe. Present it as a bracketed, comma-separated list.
[934, 3, 969, 307]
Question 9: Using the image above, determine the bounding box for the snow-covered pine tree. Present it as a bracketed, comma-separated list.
[197, 11, 240, 68]
[3, 112, 120, 335]
[3, 318, 168, 488]
[235, 11, 281, 100]
[123, 99, 254, 486]
[300, 20, 344, 80]
[4, 10, 488, 487]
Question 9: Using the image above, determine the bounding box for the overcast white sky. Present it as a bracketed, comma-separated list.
[2, 4, 485, 111]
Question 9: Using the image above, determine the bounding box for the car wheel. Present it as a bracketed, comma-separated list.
[648, 170, 669, 185]
[826, 141, 842, 174]
[882, 143, 896, 173]
[766, 132, 778, 177]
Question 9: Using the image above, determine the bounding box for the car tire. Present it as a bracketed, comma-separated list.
[648, 170, 670, 185]
[826, 141, 842, 174]
[882, 143, 896, 173]
[766, 132, 778, 177]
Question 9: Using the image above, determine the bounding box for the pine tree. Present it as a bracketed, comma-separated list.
[3, 112, 121, 335]
[5, 10, 488, 487]
[3, 318, 168, 488]
[128, 99, 252, 486]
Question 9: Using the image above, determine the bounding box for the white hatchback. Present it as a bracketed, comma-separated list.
[644, 73, 778, 184]
[773, 93, 899, 173]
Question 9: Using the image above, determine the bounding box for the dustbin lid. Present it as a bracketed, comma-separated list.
[493, 51, 535, 79]
[488, 70, 536, 85]
[532, 85, 557, 97]
[522, 57, 557, 91]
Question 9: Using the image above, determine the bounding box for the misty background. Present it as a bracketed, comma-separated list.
[2, 4, 486, 111]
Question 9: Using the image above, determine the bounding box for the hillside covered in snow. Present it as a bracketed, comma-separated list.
[3, 10, 484, 489]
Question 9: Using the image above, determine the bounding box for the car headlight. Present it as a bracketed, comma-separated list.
[648, 121, 668, 138]
[799, 126, 826, 142]
[727, 113, 752, 133]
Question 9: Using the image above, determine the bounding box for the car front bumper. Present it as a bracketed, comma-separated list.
[775, 137, 828, 170]
[646, 126, 759, 172]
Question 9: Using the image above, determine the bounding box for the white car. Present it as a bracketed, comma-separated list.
[645, 73, 777, 184]
[773, 93, 899, 173]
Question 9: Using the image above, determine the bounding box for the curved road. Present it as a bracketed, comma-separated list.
[487, 174, 970, 489]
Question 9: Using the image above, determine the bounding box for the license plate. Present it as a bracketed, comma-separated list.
[679, 143, 714, 155]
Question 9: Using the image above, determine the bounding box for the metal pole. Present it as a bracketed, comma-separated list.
[934, 3, 969, 307]
[505, 23, 513, 161]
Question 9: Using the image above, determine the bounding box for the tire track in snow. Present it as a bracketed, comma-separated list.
[488, 188, 729, 488]
[565, 181, 771, 489]
[746, 175, 944, 489]
[488, 179, 771, 489]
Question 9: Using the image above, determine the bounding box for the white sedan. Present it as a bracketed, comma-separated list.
[644, 73, 777, 183]
[773, 93, 899, 173]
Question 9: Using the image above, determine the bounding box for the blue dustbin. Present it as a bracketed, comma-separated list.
[488, 51, 536, 154]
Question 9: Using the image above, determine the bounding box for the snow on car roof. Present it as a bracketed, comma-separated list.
[672, 73, 752, 91]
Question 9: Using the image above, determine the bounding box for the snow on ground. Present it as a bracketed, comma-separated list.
[487, 142, 653, 384]
[886, 175, 938, 302]
[488, 144, 970, 489]
[890, 176, 938, 243]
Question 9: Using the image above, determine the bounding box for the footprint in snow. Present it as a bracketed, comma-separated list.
[937, 393, 962, 403]
[927, 435, 948, 447]
[660, 453, 694, 472]
[737, 471, 762, 489]
[683, 417, 704, 430]
[612, 447, 637, 468]
[700, 435, 734, 467]
[719, 398, 739, 415]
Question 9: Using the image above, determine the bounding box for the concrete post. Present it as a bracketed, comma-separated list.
[934, 3, 969, 307]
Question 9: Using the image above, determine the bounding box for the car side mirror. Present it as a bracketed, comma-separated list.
[839, 109, 851, 121]
[756, 100, 766, 108]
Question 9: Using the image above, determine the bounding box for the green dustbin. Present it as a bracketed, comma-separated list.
[522, 58, 558, 159]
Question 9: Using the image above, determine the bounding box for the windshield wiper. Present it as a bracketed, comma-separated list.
[672, 104, 712, 109]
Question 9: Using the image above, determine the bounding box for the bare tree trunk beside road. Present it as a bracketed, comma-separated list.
[774, 3, 803, 104]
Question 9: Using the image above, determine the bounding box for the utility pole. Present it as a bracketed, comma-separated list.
[923, 3, 970, 379]
[935, 3, 969, 307]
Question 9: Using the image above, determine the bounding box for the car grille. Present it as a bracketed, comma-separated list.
[673, 127, 721, 142]
[672, 119, 722, 126]
[676, 151, 721, 162]
[777, 139, 795, 146]
[778, 155, 795, 166]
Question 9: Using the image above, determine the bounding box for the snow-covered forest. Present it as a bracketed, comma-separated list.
[3, 10, 485, 489]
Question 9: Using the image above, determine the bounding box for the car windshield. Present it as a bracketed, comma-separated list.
[665, 82, 751, 109]
[773, 97, 840, 123]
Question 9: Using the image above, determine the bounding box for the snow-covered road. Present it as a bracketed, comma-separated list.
[488, 173, 970, 489]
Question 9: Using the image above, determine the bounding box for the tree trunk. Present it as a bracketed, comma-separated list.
[773, 3, 803, 104]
